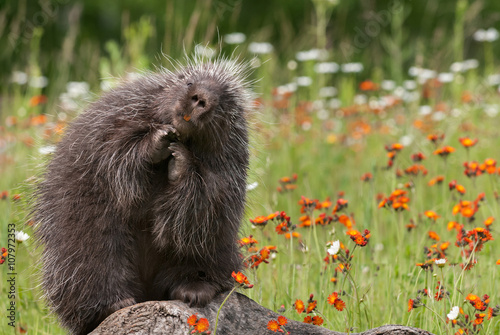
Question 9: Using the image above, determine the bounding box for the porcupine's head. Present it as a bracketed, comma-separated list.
[155, 56, 254, 152]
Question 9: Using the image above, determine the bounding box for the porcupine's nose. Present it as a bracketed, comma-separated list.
[189, 83, 219, 118]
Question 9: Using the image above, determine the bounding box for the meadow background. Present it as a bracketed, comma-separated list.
[1, 0, 500, 334]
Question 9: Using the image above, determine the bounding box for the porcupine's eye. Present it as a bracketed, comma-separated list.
[187, 82, 193, 87]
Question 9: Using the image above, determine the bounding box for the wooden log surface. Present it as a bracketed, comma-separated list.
[90, 292, 435, 335]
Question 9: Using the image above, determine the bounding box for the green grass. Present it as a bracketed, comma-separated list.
[2, 11, 500, 335]
[239, 81, 500, 333]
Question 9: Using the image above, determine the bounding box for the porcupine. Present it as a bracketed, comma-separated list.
[31, 56, 254, 335]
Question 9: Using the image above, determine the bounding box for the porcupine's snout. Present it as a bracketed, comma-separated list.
[185, 80, 220, 122]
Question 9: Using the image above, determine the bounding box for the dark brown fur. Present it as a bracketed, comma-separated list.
[31, 58, 252, 334]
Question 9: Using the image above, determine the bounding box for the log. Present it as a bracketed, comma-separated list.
[90, 292, 435, 335]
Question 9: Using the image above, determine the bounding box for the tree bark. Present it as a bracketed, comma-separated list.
[90, 292, 435, 335]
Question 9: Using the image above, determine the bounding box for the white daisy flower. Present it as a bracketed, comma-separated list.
[447, 306, 459, 320]
[434, 258, 447, 268]
[15, 231, 30, 243]
[327, 240, 340, 256]
[224, 32, 246, 45]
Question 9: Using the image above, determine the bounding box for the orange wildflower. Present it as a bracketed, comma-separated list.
[336, 263, 349, 273]
[474, 313, 486, 325]
[452, 200, 478, 219]
[187, 314, 210, 334]
[428, 231, 440, 241]
[278, 173, 298, 193]
[266, 212, 280, 220]
[303, 315, 324, 325]
[298, 215, 312, 228]
[277, 316, 287, 326]
[378, 189, 410, 211]
[306, 300, 317, 314]
[466, 294, 489, 311]
[247, 246, 277, 269]
[333, 298, 346, 311]
[455, 184, 466, 195]
[267, 320, 280, 332]
[467, 227, 493, 242]
[428, 175, 444, 186]
[315, 213, 333, 225]
[461, 91, 473, 103]
[29, 95, 48, 107]
[361, 172, 373, 182]
[0, 247, 7, 265]
[311, 316, 323, 325]
[411, 152, 426, 162]
[415, 262, 432, 270]
[337, 214, 354, 229]
[427, 133, 445, 144]
[327, 292, 337, 304]
[386, 143, 404, 152]
[408, 299, 415, 312]
[239, 235, 258, 247]
[484, 217, 494, 228]
[483, 158, 497, 174]
[463, 161, 484, 177]
[187, 314, 198, 326]
[231, 271, 253, 288]
[294, 299, 305, 314]
[318, 197, 332, 209]
[487, 305, 500, 320]
[285, 232, 301, 239]
[327, 292, 346, 311]
[232, 271, 249, 284]
[195, 318, 210, 333]
[447, 221, 461, 231]
[332, 198, 348, 214]
[406, 220, 416, 231]
[30, 114, 48, 126]
[404, 164, 428, 176]
[459, 137, 478, 148]
[275, 222, 290, 234]
[346, 229, 370, 246]
[359, 80, 379, 91]
[424, 210, 440, 220]
[433, 146, 455, 157]
[439, 242, 450, 251]
[299, 196, 319, 213]
[250, 216, 269, 226]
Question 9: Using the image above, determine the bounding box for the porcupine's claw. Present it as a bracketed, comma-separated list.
[150, 125, 179, 164]
[167, 142, 192, 181]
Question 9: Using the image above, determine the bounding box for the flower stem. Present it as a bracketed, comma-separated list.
[213, 286, 238, 335]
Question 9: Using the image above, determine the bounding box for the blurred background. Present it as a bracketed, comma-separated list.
[2, 0, 500, 95]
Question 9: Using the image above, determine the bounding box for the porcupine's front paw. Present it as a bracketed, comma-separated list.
[170, 281, 218, 307]
[167, 142, 193, 181]
[150, 125, 179, 164]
